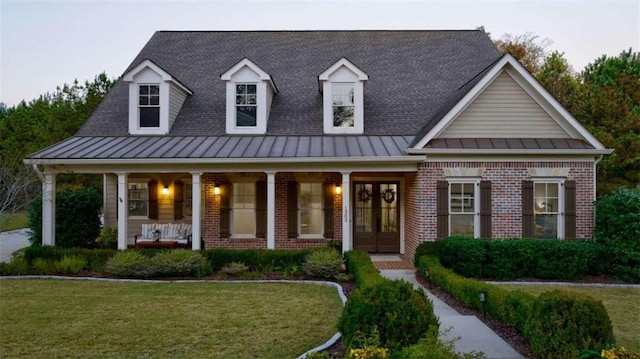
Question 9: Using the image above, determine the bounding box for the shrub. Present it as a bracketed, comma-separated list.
[150, 250, 212, 277]
[303, 248, 344, 279]
[399, 327, 486, 359]
[344, 250, 384, 288]
[95, 227, 118, 248]
[221, 261, 249, 275]
[525, 290, 615, 359]
[413, 241, 441, 266]
[28, 186, 102, 248]
[103, 251, 152, 278]
[31, 258, 56, 274]
[54, 256, 86, 275]
[339, 279, 439, 352]
[0, 257, 29, 275]
[438, 237, 487, 278]
[22, 246, 117, 272]
[596, 185, 640, 282]
[203, 248, 314, 272]
[483, 239, 536, 280]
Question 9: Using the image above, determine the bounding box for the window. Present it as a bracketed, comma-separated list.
[183, 182, 193, 218]
[128, 182, 148, 217]
[332, 83, 355, 127]
[534, 182, 560, 239]
[139, 85, 160, 128]
[235, 84, 257, 127]
[299, 183, 323, 235]
[449, 182, 479, 237]
[232, 182, 255, 236]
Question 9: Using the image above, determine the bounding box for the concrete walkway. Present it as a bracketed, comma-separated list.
[0, 228, 30, 263]
[380, 269, 524, 359]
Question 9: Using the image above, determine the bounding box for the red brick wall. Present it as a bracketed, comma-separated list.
[403, 161, 595, 260]
[202, 172, 342, 250]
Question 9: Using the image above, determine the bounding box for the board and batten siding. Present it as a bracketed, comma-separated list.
[439, 71, 568, 138]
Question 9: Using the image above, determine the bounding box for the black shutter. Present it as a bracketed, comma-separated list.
[287, 181, 298, 238]
[480, 180, 492, 239]
[148, 180, 158, 220]
[255, 181, 267, 238]
[564, 180, 577, 239]
[436, 181, 449, 240]
[173, 180, 184, 220]
[522, 181, 534, 238]
[323, 182, 335, 239]
[219, 182, 230, 238]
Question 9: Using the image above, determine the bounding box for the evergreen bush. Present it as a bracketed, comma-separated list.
[28, 186, 102, 248]
[438, 237, 487, 277]
[150, 250, 211, 277]
[302, 248, 344, 279]
[54, 256, 86, 275]
[344, 250, 385, 288]
[103, 251, 152, 278]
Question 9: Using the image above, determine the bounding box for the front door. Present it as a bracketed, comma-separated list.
[353, 182, 400, 253]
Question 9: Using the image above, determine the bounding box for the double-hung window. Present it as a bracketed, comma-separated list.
[231, 182, 256, 236]
[235, 84, 257, 127]
[299, 182, 323, 236]
[138, 85, 160, 128]
[128, 182, 148, 217]
[449, 182, 479, 237]
[332, 83, 355, 127]
[534, 182, 561, 239]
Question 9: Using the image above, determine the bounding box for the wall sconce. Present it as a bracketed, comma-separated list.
[335, 184, 342, 195]
[213, 185, 221, 195]
[162, 186, 169, 196]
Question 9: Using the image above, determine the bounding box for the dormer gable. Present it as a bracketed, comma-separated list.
[319, 58, 369, 134]
[123, 59, 192, 135]
[221, 58, 278, 135]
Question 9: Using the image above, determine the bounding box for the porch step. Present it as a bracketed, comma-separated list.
[370, 254, 415, 270]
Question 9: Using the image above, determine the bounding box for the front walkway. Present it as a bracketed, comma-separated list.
[0, 229, 30, 263]
[371, 255, 523, 359]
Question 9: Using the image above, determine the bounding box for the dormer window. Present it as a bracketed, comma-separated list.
[123, 59, 192, 135]
[139, 84, 160, 128]
[319, 58, 368, 134]
[221, 58, 278, 135]
[235, 84, 258, 127]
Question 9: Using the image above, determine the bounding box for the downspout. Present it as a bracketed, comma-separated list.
[593, 155, 603, 242]
[31, 164, 45, 182]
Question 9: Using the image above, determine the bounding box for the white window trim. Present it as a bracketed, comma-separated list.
[230, 180, 257, 239]
[298, 181, 324, 238]
[448, 180, 480, 238]
[128, 179, 150, 219]
[319, 58, 368, 135]
[533, 179, 565, 239]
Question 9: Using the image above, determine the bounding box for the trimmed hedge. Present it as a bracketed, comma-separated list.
[202, 248, 316, 272]
[22, 246, 117, 272]
[418, 237, 608, 281]
[344, 250, 385, 288]
[418, 256, 614, 359]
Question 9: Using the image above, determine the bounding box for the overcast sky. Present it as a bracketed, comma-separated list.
[1, 0, 638, 106]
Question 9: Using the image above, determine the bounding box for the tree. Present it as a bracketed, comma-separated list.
[0, 159, 38, 232]
[578, 49, 640, 194]
[495, 32, 552, 75]
[537, 51, 582, 114]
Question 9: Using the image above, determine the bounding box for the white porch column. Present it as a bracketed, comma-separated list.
[266, 171, 276, 249]
[42, 172, 56, 246]
[116, 173, 128, 250]
[191, 172, 202, 250]
[341, 171, 352, 253]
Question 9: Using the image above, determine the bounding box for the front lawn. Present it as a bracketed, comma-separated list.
[497, 284, 640, 352]
[0, 212, 28, 232]
[0, 279, 343, 358]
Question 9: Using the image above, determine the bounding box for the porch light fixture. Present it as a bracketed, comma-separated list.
[335, 184, 342, 195]
[213, 185, 221, 195]
[162, 186, 169, 196]
[478, 290, 488, 319]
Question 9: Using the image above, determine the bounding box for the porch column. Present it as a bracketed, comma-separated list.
[191, 172, 202, 250]
[341, 171, 352, 253]
[266, 171, 276, 249]
[42, 171, 56, 246]
[116, 172, 128, 250]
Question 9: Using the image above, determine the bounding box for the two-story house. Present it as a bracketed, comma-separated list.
[25, 30, 611, 259]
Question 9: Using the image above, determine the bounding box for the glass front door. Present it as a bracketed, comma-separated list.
[353, 182, 400, 253]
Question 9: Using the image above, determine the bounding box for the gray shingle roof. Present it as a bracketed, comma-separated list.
[76, 30, 501, 138]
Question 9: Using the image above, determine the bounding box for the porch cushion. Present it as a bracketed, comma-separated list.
[141, 224, 156, 239]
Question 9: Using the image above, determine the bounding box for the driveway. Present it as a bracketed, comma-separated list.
[0, 229, 30, 263]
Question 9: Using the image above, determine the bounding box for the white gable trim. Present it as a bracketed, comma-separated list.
[221, 58, 278, 93]
[412, 54, 607, 151]
[318, 57, 369, 82]
[123, 59, 192, 95]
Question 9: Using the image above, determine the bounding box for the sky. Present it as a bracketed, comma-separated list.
[1, 0, 638, 107]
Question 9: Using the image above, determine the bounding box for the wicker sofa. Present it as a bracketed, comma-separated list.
[134, 223, 192, 248]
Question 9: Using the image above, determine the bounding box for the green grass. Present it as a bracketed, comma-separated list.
[0, 279, 343, 358]
[497, 284, 640, 352]
[1, 212, 28, 231]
